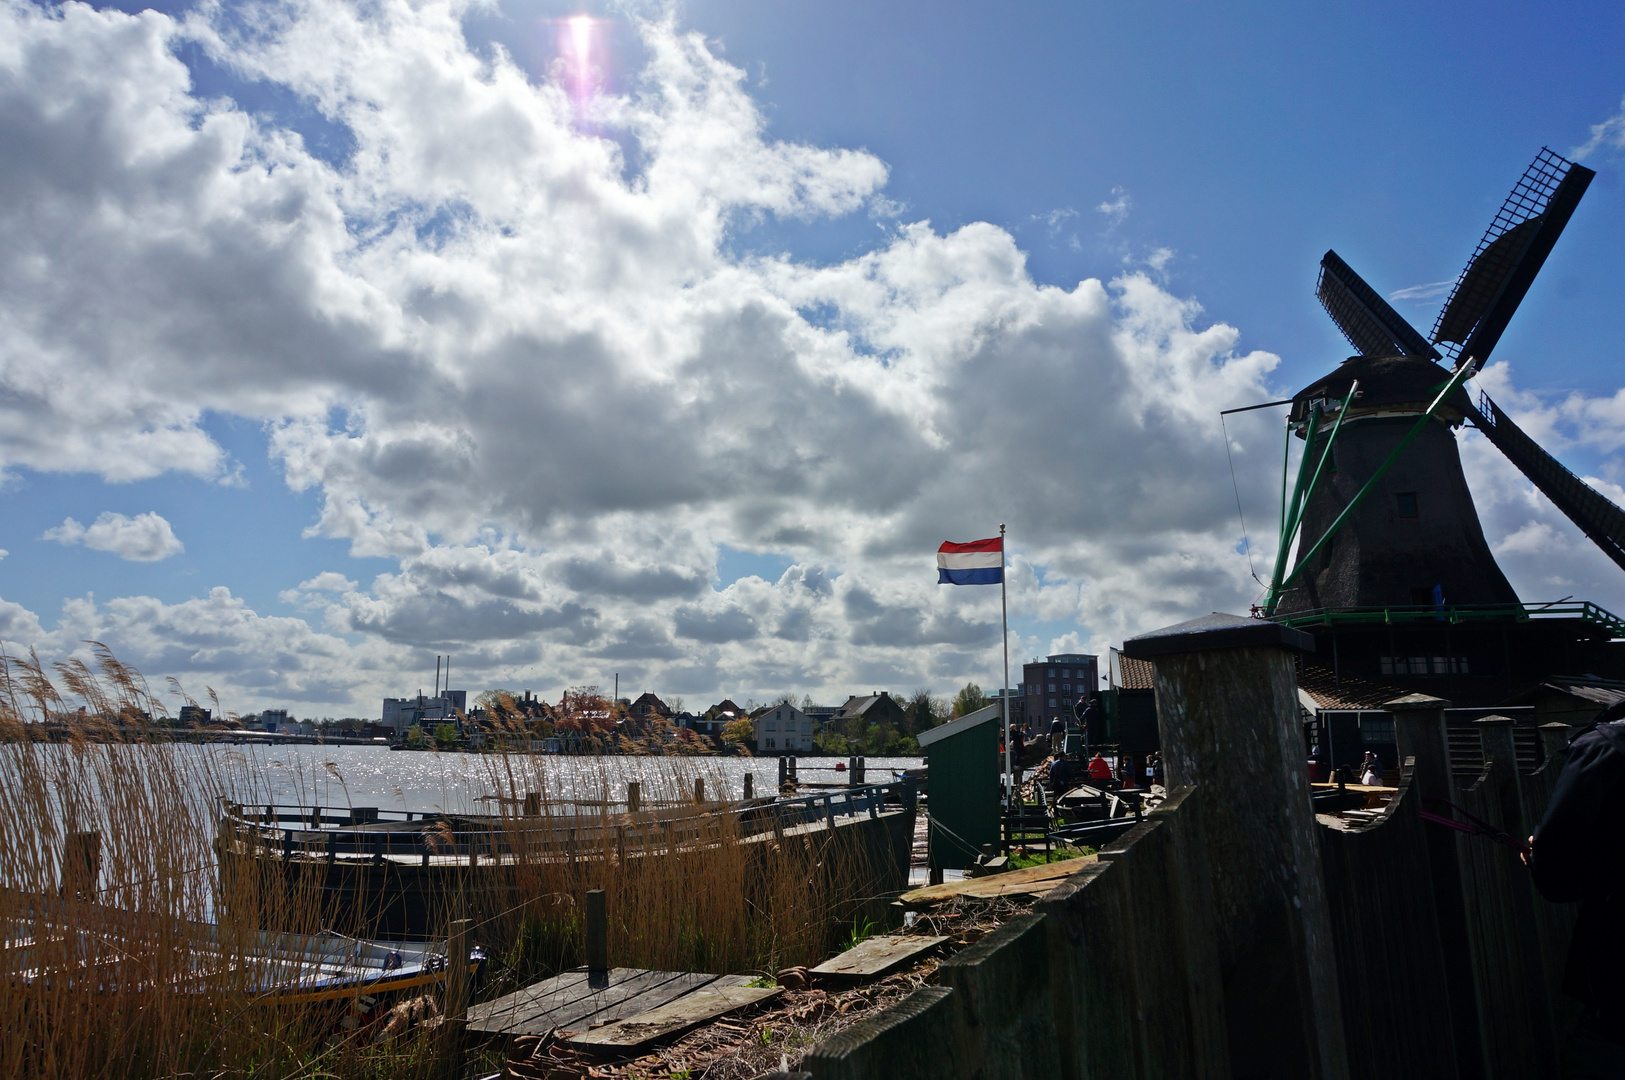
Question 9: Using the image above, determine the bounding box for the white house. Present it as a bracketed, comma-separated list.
[754, 703, 814, 752]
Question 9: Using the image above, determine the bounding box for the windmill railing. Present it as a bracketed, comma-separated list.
[1269, 600, 1625, 638]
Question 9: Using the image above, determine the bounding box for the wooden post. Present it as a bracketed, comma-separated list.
[445, 918, 471, 1020]
[523, 792, 540, 817]
[1389, 693, 1484, 1079]
[789, 756, 798, 783]
[62, 830, 100, 899]
[627, 781, 641, 814]
[1123, 612, 1348, 1080]
[847, 755, 857, 785]
[778, 756, 788, 792]
[585, 889, 608, 972]
[855, 756, 865, 785]
[694, 777, 705, 804]
[1538, 722, 1570, 766]
[743, 772, 754, 801]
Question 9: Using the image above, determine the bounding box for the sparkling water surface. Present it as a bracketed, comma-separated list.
[211, 744, 924, 815]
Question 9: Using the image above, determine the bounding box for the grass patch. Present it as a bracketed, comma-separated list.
[1008, 846, 1093, 870]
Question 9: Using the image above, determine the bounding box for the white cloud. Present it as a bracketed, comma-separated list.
[1388, 279, 1454, 303]
[43, 511, 184, 562]
[1096, 186, 1130, 229]
[1575, 94, 1625, 161]
[0, 1, 1620, 713]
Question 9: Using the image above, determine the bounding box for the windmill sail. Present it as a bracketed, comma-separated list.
[1433, 149, 1595, 363]
[1317, 251, 1441, 359]
[1467, 394, 1625, 573]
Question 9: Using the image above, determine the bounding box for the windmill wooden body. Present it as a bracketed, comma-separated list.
[1263, 149, 1625, 707]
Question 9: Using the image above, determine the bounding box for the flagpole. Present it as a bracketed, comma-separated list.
[1000, 523, 1011, 810]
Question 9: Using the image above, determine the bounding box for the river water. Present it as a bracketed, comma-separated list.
[209, 744, 925, 815]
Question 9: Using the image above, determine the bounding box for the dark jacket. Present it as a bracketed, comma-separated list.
[1530, 712, 1625, 1009]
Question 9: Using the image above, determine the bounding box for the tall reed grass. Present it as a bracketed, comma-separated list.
[0, 649, 884, 1080]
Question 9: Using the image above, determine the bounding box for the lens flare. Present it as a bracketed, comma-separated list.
[568, 15, 592, 67]
[561, 14, 597, 125]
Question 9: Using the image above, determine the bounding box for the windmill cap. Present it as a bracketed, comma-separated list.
[1291, 355, 1471, 427]
[1121, 612, 1314, 660]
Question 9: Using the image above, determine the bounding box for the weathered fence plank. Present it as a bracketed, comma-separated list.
[1317, 763, 1457, 1080]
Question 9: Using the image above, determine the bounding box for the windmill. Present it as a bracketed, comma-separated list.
[1254, 147, 1625, 695]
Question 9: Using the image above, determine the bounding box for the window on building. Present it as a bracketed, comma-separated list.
[1062, 668, 1070, 678]
[1048, 683, 1056, 693]
[1396, 492, 1419, 518]
[1062, 683, 1070, 694]
[1049, 698, 1057, 709]
[765, 738, 775, 749]
[1048, 668, 1055, 677]
[1359, 714, 1396, 742]
[1409, 657, 1429, 675]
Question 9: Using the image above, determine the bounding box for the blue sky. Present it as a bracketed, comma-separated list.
[1, 0, 1622, 714]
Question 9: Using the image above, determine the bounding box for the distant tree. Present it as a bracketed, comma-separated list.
[905, 689, 946, 735]
[555, 686, 615, 733]
[801, 694, 816, 710]
[666, 695, 685, 714]
[951, 683, 987, 719]
[476, 689, 520, 710]
[432, 722, 458, 747]
[720, 717, 756, 746]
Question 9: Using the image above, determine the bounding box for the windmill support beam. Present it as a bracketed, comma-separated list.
[1267, 361, 1478, 615]
[1265, 407, 1321, 610]
[1265, 383, 1359, 614]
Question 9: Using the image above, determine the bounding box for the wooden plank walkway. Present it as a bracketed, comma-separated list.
[467, 967, 722, 1038]
[898, 855, 1096, 907]
[810, 934, 947, 985]
[562, 975, 780, 1054]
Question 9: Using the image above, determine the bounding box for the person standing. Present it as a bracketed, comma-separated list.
[1530, 704, 1625, 1076]
[1049, 715, 1065, 755]
[1360, 751, 1383, 786]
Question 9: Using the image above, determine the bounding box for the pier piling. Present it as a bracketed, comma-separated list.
[627, 782, 641, 814]
[62, 830, 100, 899]
[585, 889, 608, 973]
[743, 772, 754, 800]
[446, 918, 471, 1020]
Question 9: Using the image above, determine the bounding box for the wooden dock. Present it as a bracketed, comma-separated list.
[467, 967, 780, 1054]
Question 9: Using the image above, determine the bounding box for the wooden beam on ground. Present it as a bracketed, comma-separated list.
[898, 856, 1096, 907]
[551, 971, 721, 1038]
[562, 975, 781, 1055]
[468, 968, 705, 1037]
[810, 934, 947, 985]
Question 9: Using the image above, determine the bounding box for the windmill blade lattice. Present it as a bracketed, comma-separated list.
[1317, 250, 1441, 360]
[1467, 393, 1625, 574]
[1432, 148, 1595, 365]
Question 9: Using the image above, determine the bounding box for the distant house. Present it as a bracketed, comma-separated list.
[707, 698, 743, 719]
[676, 711, 723, 739]
[178, 705, 212, 727]
[832, 692, 906, 731]
[628, 692, 671, 720]
[754, 703, 814, 753]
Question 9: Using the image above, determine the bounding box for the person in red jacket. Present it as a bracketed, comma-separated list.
[1087, 753, 1113, 782]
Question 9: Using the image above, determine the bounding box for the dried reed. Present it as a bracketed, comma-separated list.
[0, 651, 882, 1079]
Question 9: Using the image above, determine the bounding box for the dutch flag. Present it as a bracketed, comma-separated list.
[937, 537, 1003, 585]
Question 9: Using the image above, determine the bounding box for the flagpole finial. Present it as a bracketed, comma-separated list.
[999, 523, 1005, 534]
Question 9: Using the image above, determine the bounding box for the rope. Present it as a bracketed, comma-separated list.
[1221, 411, 1266, 588]
[1419, 798, 1531, 856]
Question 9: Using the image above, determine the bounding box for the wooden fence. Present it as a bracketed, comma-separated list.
[805, 616, 1580, 1080]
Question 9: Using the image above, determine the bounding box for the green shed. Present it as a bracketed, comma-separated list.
[917, 702, 1002, 872]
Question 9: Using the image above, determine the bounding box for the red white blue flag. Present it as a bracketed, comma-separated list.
[937, 537, 1003, 585]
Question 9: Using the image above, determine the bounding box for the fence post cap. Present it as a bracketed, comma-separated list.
[1474, 714, 1516, 727]
[1121, 611, 1314, 659]
[1384, 693, 1451, 711]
